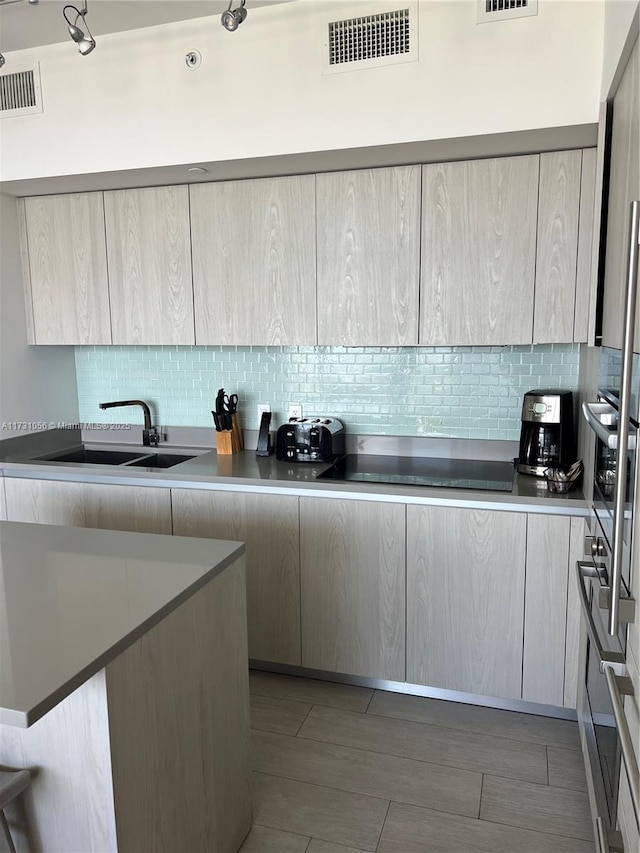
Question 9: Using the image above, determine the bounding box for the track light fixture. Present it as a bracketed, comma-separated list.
[221, 0, 247, 32]
[63, 0, 95, 55]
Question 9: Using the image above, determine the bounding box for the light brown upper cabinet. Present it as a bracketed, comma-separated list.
[316, 166, 421, 346]
[104, 186, 195, 345]
[190, 176, 316, 345]
[19, 193, 112, 345]
[533, 150, 582, 344]
[420, 155, 539, 346]
[602, 38, 639, 350]
[574, 148, 598, 344]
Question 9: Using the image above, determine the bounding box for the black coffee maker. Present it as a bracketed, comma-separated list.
[517, 390, 576, 476]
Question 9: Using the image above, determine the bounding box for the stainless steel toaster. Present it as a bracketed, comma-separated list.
[276, 417, 344, 463]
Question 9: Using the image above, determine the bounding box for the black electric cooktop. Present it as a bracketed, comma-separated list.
[316, 454, 515, 493]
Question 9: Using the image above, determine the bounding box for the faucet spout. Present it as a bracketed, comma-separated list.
[99, 400, 158, 446]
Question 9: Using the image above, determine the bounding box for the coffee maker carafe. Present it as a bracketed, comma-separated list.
[517, 390, 576, 477]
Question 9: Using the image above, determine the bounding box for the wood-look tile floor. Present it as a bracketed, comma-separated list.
[240, 671, 595, 853]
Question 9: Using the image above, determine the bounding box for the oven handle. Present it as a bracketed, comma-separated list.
[582, 401, 636, 450]
[603, 663, 640, 829]
[610, 200, 640, 636]
[575, 561, 626, 676]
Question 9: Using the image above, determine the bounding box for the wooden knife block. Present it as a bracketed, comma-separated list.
[216, 414, 244, 455]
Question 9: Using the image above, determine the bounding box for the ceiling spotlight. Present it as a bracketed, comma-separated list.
[221, 0, 247, 32]
[63, 1, 96, 55]
[0, 53, 4, 68]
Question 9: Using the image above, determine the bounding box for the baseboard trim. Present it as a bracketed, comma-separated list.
[249, 660, 578, 722]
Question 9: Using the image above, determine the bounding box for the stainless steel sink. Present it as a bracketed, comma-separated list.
[126, 453, 195, 469]
[42, 449, 145, 465]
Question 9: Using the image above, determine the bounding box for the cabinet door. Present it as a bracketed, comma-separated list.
[564, 517, 586, 709]
[574, 148, 598, 344]
[300, 497, 405, 681]
[190, 176, 316, 345]
[4, 478, 171, 533]
[522, 514, 571, 706]
[104, 186, 194, 344]
[602, 38, 639, 349]
[407, 505, 526, 700]
[317, 166, 420, 346]
[420, 156, 538, 346]
[533, 151, 582, 344]
[171, 488, 301, 666]
[23, 193, 111, 344]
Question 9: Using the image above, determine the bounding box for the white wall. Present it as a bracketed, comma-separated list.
[601, 0, 639, 97]
[0, 193, 78, 433]
[0, 0, 604, 183]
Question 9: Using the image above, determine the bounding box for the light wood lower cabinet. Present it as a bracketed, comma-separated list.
[3, 475, 583, 709]
[408, 506, 582, 706]
[522, 514, 570, 705]
[407, 505, 526, 700]
[564, 517, 586, 709]
[171, 488, 301, 666]
[300, 497, 406, 681]
[522, 514, 584, 709]
[3, 477, 171, 533]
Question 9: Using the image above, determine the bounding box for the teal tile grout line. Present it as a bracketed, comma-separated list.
[75, 343, 580, 441]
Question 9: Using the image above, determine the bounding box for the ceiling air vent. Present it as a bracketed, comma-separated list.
[477, 0, 538, 23]
[0, 62, 42, 118]
[322, 2, 418, 75]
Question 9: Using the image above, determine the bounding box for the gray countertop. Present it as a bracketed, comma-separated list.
[0, 429, 587, 515]
[0, 521, 244, 727]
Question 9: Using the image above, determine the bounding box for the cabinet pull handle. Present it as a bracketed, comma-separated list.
[603, 664, 640, 830]
[610, 200, 640, 636]
[575, 561, 626, 676]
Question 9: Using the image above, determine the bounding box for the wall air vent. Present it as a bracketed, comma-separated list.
[322, 2, 418, 75]
[0, 62, 42, 117]
[477, 0, 538, 23]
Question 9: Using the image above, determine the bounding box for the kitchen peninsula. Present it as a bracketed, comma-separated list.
[0, 521, 251, 853]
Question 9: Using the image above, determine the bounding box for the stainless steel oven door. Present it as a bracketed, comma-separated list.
[577, 551, 639, 851]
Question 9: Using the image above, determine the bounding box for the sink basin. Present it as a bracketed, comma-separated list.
[125, 453, 195, 469]
[43, 449, 145, 465]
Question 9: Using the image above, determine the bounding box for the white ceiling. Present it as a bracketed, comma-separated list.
[0, 0, 290, 53]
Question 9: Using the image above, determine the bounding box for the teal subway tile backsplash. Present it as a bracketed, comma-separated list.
[75, 344, 580, 441]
